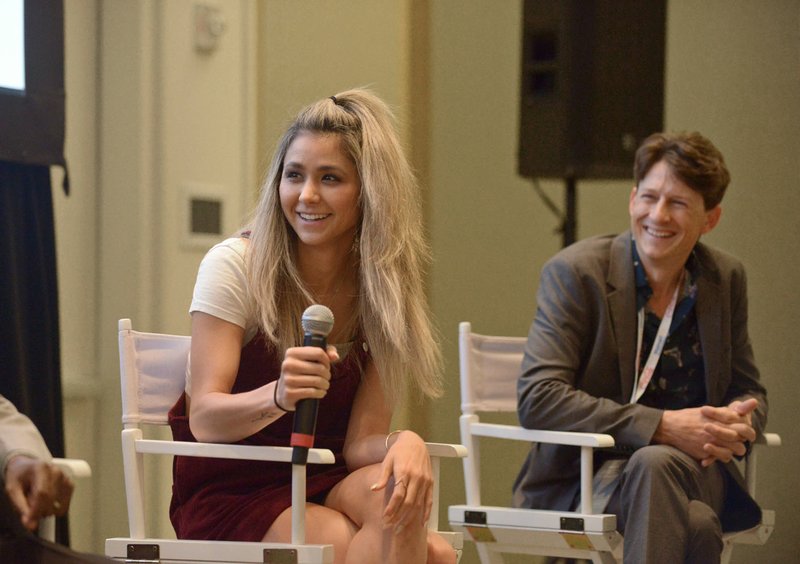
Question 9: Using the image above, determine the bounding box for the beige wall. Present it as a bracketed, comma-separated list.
[665, 2, 800, 561]
[54, 0, 798, 562]
[56, 0, 259, 549]
[54, 1, 100, 551]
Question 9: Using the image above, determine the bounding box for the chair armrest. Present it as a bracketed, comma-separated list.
[425, 442, 468, 458]
[744, 432, 781, 498]
[51, 457, 92, 479]
[39, 458, 91, 542]
[758, 432, 781, 447]
[470, 422, 615, 448]
[133, 436, 335, 464]
[424, 442, 467, 534]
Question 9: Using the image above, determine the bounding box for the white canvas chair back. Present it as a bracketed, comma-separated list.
[458, 326, 526, 415]
[118, 321, 191, 428]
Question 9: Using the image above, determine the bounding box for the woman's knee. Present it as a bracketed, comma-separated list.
[359, 464, 392, 520]
[326, 463, 388, 526]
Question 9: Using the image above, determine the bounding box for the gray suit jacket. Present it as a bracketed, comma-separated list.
[513, 232, 767, 532]
[0, 394, 52, 475]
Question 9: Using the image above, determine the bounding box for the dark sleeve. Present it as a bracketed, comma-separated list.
[516, 254, 662, 449]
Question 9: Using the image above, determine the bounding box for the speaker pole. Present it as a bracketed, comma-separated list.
[563, 176, 577, 247]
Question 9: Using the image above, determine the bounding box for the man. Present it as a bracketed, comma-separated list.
[513, 132, 767, 563]
[1, 394, 73, 531]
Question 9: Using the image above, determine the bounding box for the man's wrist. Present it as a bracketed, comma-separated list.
[651, 410, 670, 445]
[3, 451, 40, 479]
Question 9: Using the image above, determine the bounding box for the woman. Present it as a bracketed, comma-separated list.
[168, 89, 453, 563]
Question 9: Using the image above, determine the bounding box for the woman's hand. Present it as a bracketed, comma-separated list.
[370, 430, 433, 533]
[275, 345, 339, 411]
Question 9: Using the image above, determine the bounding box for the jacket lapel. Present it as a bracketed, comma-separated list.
[695, 245, 724, 404]
[607, 233, 637, 402]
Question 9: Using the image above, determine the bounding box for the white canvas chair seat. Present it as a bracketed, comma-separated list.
[447, 322, 779, 564]
[106, 318, 465, 564]
[449, 506, 621, 563]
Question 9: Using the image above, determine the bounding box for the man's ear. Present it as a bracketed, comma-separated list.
[702, 205, 722, 234]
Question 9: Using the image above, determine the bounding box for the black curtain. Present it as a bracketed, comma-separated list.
[0, 0, 69, 546]
[0, 160, 67, 543]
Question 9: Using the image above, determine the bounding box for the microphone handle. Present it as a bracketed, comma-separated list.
[290, 332, 326, 465]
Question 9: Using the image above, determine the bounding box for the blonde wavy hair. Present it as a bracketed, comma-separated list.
[245, 88, 443, 401]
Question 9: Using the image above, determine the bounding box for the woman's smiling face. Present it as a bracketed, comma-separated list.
[279, 131, 361, 254]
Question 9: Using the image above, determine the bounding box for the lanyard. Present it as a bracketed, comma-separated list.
[630, 273, 683, 404]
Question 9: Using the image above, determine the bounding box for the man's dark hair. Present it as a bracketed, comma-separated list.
[634, 131, 730, 209]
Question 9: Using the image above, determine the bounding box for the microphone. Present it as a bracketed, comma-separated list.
[290, 304, 335, 465]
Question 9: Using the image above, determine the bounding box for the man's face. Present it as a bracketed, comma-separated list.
[629, 159, 721, 274]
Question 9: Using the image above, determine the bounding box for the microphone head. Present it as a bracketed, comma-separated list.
[302, 304, 335, 337]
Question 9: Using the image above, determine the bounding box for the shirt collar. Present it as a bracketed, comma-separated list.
[632, 239, 700, 312]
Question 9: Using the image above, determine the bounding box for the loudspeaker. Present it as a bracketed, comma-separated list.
[518, 0, 666, 179]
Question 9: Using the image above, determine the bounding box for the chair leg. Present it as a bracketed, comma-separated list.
[476, 544, 506, 564]
[720, 540, 734, 564]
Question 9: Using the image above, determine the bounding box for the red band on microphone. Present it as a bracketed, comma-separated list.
[290, 433, 314, 448]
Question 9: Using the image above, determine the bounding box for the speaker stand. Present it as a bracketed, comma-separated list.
[529, 176, 578, 249]
[563, 176, 577, 248]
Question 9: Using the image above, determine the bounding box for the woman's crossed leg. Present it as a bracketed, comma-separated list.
[264, 463, 455, 564]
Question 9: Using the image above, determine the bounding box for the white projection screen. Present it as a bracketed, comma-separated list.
[0, 0, 26, 92]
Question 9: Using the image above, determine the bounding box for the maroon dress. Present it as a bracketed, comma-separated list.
[168, 331, 368, 541]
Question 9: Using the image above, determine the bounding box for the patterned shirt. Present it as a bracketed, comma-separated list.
[632, 242, 707, 410]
